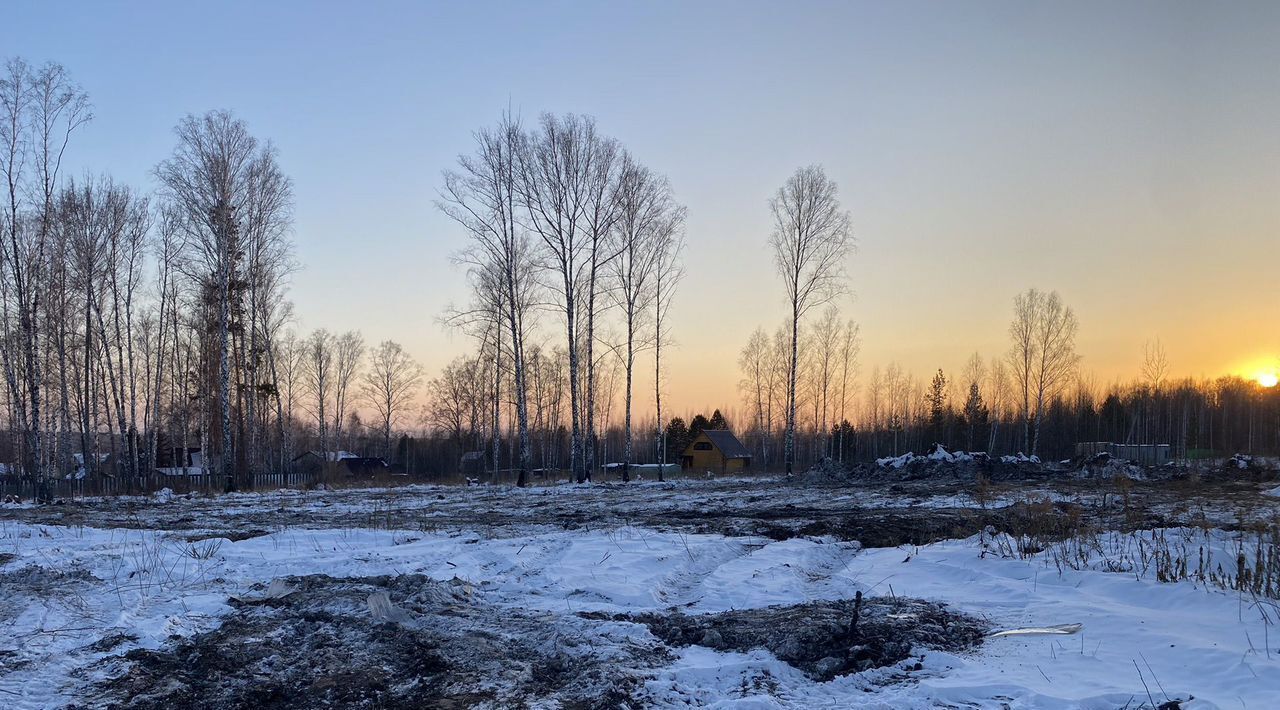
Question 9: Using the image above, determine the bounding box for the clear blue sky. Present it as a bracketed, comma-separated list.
[4, 1, 1278, 412]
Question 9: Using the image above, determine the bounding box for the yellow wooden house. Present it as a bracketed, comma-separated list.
[680, 429, 753, 474]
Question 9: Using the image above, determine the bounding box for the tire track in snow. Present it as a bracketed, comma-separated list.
[652, 536, 767, 608]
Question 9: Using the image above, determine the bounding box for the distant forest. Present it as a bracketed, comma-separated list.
[731, 315, 1280, 468]
[394, 330, 1280, 478]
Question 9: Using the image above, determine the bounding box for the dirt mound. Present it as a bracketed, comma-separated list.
[792, 457, 856, 484]
[0, 564, 100, 624]
[606, 595, 987, 681]
[87, 574, 668, 709]
[1074, 456, 1149, 480]
[799, 445, 1209, 486]
[798, 446, 1049, 484]
[0, 563, 97, 587]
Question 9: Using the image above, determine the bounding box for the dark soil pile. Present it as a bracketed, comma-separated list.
[856, 458, 1046, 483]
[0, 563, 99, 624]
[87, 574, 668, 710]
[602, 595, 987, 682]
[755, 506, 1014, 547]
[796, 452, 1049, 486]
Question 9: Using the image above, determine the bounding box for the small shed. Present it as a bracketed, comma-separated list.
[70, 451, 112, 478]
[155, 448, 204, 476]
[460, 451, 486, 476]
[680, 429, 752, 475]
[336, 456, 389, 477]
[292, 450, 359, 475]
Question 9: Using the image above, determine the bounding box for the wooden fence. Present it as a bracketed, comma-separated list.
[0, 470, 320, 500]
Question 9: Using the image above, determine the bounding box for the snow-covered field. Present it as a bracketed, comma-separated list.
[1, 479, 1278, 708]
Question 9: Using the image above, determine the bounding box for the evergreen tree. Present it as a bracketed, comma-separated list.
[1099, 394, 1127, 444]
[664, 417, 691, 463]
[831, 420, 856, 460]
[689, 413, 711, 438]
[708, 409, 729, 430]
[927, 369, 949, 445]
[963, 381, 989, 451]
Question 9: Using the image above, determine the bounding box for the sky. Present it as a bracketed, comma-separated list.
[2, 0, 1278, 417]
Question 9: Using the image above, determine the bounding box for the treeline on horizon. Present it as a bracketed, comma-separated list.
[733, 338, 1280, 469]
[733, 287, 1280, 469]
[0, 56, 1273, 488]
[394, 346, 1280, 478]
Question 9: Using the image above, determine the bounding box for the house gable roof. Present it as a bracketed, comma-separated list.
[687, 429, 752, 459]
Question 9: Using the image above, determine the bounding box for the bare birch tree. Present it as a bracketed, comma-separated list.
[1143, 338, 1169, 390]
[1007, 290, 1038, 453]
[1030, 291, 1080, 454]
[578, 135, 623, 484]
[769, 165, 853, 474]
[440, 113, 538, 486]
[517, 113, 598, 482]
[302, 328, 334, 463]
[1, 58, 91, 493]
[277, 330, 304, 467]
[155, 110, 292, 488]
[739, 327, 772, 458]
[145, 205, 187, 474]
[331, 330, 364, 454]
[607, 158, 683, 482]
[651, 213, 684, 479]
[809, 306, 842, 458]
[835, 318, 860, 462]
[427, 353, 487, 447]
[865, 365, 884, 458]
[95, 180, 149, 478]
[1008, 288, 1080, 455]
[360, 340, 423, 460]
[987, 356, 1010, 453]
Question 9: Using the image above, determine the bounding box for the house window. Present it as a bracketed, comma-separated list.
[694, 442, 712, 451]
